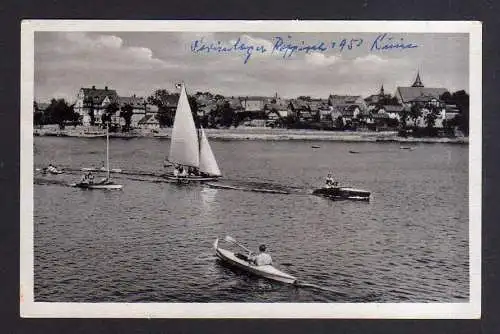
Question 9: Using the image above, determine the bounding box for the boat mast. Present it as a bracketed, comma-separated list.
[106, 122, 110, 179]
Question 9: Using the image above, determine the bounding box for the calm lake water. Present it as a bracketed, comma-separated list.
[34, 136, 469, 302]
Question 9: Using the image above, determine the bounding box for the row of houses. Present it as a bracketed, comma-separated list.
[36, 72, 463, 131]
[72, 86, 160, 128]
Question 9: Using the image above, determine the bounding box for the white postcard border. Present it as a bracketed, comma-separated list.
[20, 20, 482, 319]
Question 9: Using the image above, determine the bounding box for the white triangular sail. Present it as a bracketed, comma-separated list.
[168, 84, 200, 168]
[199, 127, 222, 177]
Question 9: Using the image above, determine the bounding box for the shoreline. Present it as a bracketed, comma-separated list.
[33, 126, 469, 144]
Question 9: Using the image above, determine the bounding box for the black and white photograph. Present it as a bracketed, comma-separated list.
[20, 20, 481, 318]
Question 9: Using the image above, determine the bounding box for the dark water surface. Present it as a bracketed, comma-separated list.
[34, 137, 469, 302]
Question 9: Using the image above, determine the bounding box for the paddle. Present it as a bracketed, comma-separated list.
[224, 236, 253, 255]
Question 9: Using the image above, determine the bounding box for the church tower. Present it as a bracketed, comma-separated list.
[379, 84, 385, 96]
[411, 71, 424, 88]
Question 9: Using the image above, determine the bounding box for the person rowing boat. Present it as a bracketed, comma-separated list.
[236, 244, 273, 266]
[214, 237, 296, 284]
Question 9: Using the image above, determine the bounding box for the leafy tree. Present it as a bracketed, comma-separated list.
[409, 104, 422, 128]
[334, 115, 344, 129]
[440, 91, 452, 103]
[214, 101, 234, 128]
[102, 102, 119, 128]
[120, 104, 134, 131]
[424, 104, 439, 130]
[33, 101, 43, 128]
[44, 98, 76, 130]
[155, 108, 174, 127]
[452, 90, 469, 135]
[147, 89, 171, 107]
[399, 108, 409, 130]
[440, 90, 469, 135]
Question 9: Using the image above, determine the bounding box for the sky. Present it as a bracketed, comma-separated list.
[34, 31, 469, 102]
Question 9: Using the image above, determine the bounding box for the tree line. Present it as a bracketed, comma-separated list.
[35, 89, 469, 136]
[34, 99, 135, 131]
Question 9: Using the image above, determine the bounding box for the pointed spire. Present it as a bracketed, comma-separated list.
[412, 71, 424, 87]
[379, 84, 385, 96]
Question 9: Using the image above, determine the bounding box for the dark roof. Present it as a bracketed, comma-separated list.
[138, 114, 159, 125]
[397, 87, 448, 103]
[117, 96, 146, 109]
[159, 95, 179, 108]
[81, 87, 118, 104]
[329, 95, 362, 105]
[345, 105, 360, 112]
[382, 105, 404, 112]
[241, 96, 272, 101]
[288, 99, 310, 110]
[308, 101, 329, 111]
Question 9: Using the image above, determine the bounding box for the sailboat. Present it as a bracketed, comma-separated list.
[164, 83, 222, 182]
[71, 123, 123, 190]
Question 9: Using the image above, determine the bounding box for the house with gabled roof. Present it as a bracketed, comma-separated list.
[395, 72, 448, 106]
[240, 96, 269, 113]
[75, 86, 119, 125]
[328, 94, 367, 113]
[137, 114, 160, 130]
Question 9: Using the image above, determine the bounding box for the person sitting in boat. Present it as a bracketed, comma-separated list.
[178, 166, 188, 178]
[236, 245, 272, 266]
[187, 166, 197, 176]
[325, 174, 337, 188]
[47, 163, 59, 174]
[84, 172, 95, 184]
[80, 172, 93, 185]
[250, 245, 273, 266]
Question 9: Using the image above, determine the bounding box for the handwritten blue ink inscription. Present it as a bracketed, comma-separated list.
[190, 34, 418, 64]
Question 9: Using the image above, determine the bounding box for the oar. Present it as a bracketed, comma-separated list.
[224, 236, 253, 254]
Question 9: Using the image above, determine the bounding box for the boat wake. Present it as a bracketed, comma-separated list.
[205, 179, 306, 195]
[35, 166, 314, 196]
[294, 281, 348, 296]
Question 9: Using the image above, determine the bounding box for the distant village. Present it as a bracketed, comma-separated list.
[33, 72, 470, 137]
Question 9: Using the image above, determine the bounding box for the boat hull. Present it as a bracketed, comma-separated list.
[71, 182, 123, 190]
[312, 187, 370, 201]
[81, 167, 123, 173]
[213, 239, 297, 284]
[163, 173, 221, 182]
[43, 170, 63, 175]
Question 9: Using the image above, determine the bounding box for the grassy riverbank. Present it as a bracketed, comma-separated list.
[34, 126, 469, 144]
